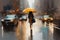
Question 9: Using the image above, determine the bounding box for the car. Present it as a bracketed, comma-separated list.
[42, 15, 53, 23]
[1, 14, 18, 31]
[19, 14, 27, 21]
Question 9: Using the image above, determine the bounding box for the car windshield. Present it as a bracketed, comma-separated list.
[20, 14, 27, 19]
[43, 15, 49, 18]
[22, 16, 27, 19]
[5, 15, 16, 20]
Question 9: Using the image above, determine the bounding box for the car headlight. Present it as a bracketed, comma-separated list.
[10, 20, 13, 22]
[1, 19, 4, 21]
[50, 18, 53, 20]
[19, 18, 22, 20]
[44, 18, 48, 20]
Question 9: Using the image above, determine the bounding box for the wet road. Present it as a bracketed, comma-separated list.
[0, 18, 58, 40]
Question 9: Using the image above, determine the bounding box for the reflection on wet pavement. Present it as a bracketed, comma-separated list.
[0, 19, 57, 40]
[49, 23, 54, 40]
[15, 21, 26, 40]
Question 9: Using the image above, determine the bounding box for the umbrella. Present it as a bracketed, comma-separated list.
[23, 8, 36, 13]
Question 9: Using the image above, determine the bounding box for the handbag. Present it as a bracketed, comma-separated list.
[32, 18, 35, 23]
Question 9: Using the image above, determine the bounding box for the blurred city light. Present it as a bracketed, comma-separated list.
[27, 0, 35, 8]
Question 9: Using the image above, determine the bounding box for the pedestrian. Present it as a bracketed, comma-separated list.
[28, 11, 35, 40]
[28, 11, 35, 25]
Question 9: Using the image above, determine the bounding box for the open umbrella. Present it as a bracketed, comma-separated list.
[23, 8, 36, 13]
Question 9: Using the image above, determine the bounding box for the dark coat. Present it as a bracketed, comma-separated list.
[28, 12, 34, 19]
[28, 12, 35, 24]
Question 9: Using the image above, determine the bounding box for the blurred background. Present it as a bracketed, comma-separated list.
[0, 0, 60, 40]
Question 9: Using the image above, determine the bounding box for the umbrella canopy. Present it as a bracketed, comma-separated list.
[23, 8, 36, 13]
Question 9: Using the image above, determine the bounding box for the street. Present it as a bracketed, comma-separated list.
[0, 18, 55, 40]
